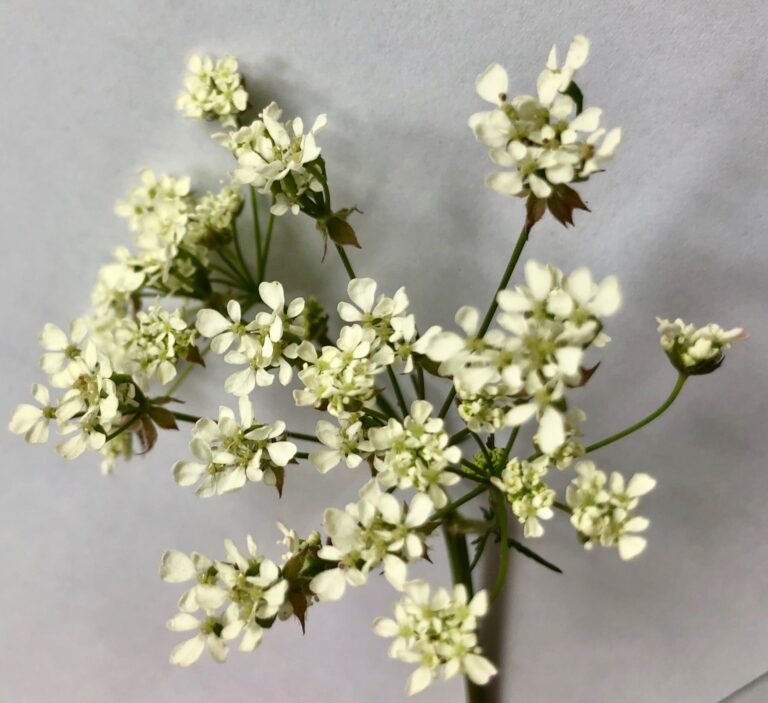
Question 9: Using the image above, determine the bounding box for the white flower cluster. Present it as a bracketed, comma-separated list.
[160, 537, 288, 666]
[338, 278, 417, 373]
[115, 304, 197, 388]
[185, 183, 243, 252]
[566, 461, 656, 560]
[470, 35, 621, 200]
[113, 169, 192, 292]
[657, 317, 746, 375]
[196, 282, 305, 393]
[490, 456, 556, 537]
[369, 400, 461, 508]
[309, 479, 434, 600]
[172, 397, 297, 497]
[418, 261, 620, 456]
[221, 101, 327, 217]
[10, 321, 129, 460]
[373, 581, 497, 696]
[297, 278, 421, 476]
[176, 54, 248, 127]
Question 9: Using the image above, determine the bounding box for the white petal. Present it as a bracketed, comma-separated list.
[618, 535, 647, 560]
[169, 634, 205, 667]
[309, 568, 347, 601]
[464, 653, 498, 685]
[627, 473, 656, 497]
[160, 550, 197, 582]
[406, 666, 434, 696]
[258, 281, 285, 311]
[267, 441, 297, 466]
[196, 309, 230, 337]
[475, 63, 508, 104]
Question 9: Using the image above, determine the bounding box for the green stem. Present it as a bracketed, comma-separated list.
[386, 366, 409, 416]
[449, 427, 472, 447]
[499, 427, 520, 468]
[447, 465, 490, 485]
[375, 394, 401, 421]
[296, 451, 309, 460]
[335, 245, 356, 279]
[104, 414, 138, 442]
[286, 431, 321, 443]
[166, 342, 212, 396]
[438, 222, 531, 419]
[249, 186, 263, 269]
[232, 217, 256, 286]
[171, 411, 202, 424]
[217, 247, 252, 289]
[431, 484, 487, 522]
[259, 212, 276, 280]
[490, 490, 509, 603]
[585, 373, 688, 454]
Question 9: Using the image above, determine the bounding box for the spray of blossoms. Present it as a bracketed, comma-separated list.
[9, 39, 746, 702]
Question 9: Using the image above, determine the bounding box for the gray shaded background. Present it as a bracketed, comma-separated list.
[1, 1, 766, 701]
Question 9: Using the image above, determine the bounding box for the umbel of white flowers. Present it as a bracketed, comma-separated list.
[7, 37, 747, 700]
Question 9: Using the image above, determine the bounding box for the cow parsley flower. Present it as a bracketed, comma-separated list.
[309, 480, 434, 600]
[418, 261, 620, 455]
[338, 278, 417, 373]
[469, 35, 621, 204]
[161, 536, 288, 666]
[8, 384, 55, 444]
[308, 414, 374, 473]
[206, 282, 305, 394]
[38, 319, 88, 381]
[490, 456, 555, 537]
[369, 400, 461, 508]
[373, 581, 497, 696]
[294, 325, 394, 418]
[657, 318, 746, 375]
[172, 396, 297, 497]
[177, 54, 248, 128]
[566, 461, 656, 560]
[186, 183, 243, 251]
[117, 305, 197, 387]
[229, 101, 327, 216]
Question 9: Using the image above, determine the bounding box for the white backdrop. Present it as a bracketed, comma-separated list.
[1, 2, 767, 702]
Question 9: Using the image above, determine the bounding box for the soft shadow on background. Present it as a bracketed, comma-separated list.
[1, 2, 767, 702]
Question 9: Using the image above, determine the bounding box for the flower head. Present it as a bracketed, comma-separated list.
[177, 54, 248, 127]
[657, 318, 746, 375]
[309, 480, 434, 600]
[373, 581, 497, 695]
[566, 460, 655, 559]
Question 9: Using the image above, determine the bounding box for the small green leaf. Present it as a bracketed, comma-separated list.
[506, 537, 563, 574]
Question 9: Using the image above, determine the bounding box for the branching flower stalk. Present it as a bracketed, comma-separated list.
[9, 40, 747, 701]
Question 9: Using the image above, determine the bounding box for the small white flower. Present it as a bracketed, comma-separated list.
[491, 456, 555, 537]
[38, 319, 88, 379]
[338, 278, 416, 373]
[369, 400, 461, 508]
[229, 102, 327, 216]
[566, 461, 656, 560]
[172, 396, 297, 496]
[177, 54, 248, 128]
[220, 282, 305, 395]
[9, 384, 55, 444]
[308, 415, 374, 473]
[657, 317, 746, 375]
[309, 480, 433, 600]
[196, 300, 247, 354]
[373, 581, 497, 695]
